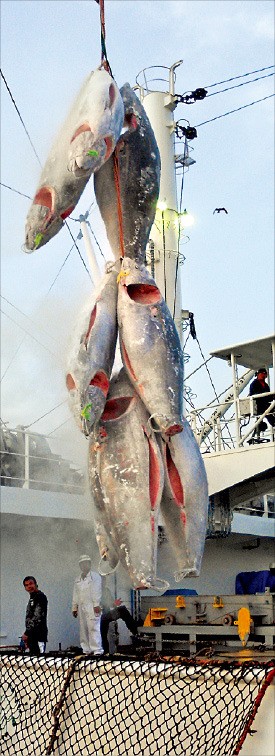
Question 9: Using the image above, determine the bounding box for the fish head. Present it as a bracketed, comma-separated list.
[118, 257, 162, 304]
[24, 186, 74, 251]
[68, 69, 124, 176]
[66, 370, 110, 436]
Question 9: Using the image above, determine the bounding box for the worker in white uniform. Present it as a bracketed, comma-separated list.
[72, 555, 103, 655]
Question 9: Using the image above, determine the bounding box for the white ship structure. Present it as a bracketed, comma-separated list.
[1, 62, 274, 756]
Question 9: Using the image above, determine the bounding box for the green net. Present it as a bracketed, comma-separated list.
[1, 651, 274, 756]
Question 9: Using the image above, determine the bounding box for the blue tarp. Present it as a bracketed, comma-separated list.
[235, 570, 275, 594]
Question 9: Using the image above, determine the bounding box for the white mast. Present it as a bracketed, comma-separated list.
[136, 62, 185, 340]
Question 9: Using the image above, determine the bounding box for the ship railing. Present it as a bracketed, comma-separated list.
[135, 62, 182, 96]
[0, 429, 85, 494]
[188, 395, 275, 452]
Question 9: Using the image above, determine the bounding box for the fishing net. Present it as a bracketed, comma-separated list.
[0, 651, 274, 756]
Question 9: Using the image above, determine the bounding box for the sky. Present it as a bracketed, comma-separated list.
[1, 0, 274, 469]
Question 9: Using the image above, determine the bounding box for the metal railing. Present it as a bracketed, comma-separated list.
[1, 427, 85, 495]
[188, 393, 275, 452]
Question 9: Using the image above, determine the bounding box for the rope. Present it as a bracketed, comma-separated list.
[46, 656, 85, 754]
[113, 146, 125, 259]
[96, 0, 124, 259]
[98, 0, 113, 77]
[233, 666, 275, 755]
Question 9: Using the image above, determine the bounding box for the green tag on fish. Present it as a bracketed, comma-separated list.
[86, 149, 98, 157]
[34, 233, 44, 248]
[81, 403, 93, 421]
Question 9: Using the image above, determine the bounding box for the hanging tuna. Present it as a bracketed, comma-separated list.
[25, 67, 124, 251]
[159, 420, 209, 580]
[94, 82, 161, 264]
[88, 368, 166, 588]
[66, 261, 119, 436]
[117, 257, 184, 437]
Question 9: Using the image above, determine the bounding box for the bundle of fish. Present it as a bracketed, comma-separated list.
[24, 69, 208, 589]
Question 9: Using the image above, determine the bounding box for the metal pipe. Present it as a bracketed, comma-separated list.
[231, 354, 241, 446]
[23, 432, 30, 489]
[198, 369, 254, 445]
[239, 400, 275, 445]
[79, 217, 101, 287]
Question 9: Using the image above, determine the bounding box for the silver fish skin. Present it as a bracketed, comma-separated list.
[89, 440, 121, 573]
[159, 419, 209, 581]
[117, 257, 184, 437]
[94, 83, 160, 264]
[66, 262, 119, 436]
[25, 68, 124, 251]
[88, 368, 164, 589]
[94, 516, 120, 573]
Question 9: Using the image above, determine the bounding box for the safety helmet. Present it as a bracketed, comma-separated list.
[79, 555, 91, 564]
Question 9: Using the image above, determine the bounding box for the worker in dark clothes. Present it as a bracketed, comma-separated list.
[100, 584, 138, 654]
[21, 576, 48, 654]
[249, 368, 275, 429]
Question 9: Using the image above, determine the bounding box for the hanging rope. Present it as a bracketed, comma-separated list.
[95, 0, 124, 257]
[96, 0, 113, 76]
[113, 147, 125, 259]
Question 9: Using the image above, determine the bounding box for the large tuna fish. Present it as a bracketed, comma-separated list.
[117, 257, 184, 437]
[25, 68, 124, 251]
[94, 83, 160, 264]
[66, 261, 119, 435]
[159, 420, 209, 580]
[88, 369, 166, 589]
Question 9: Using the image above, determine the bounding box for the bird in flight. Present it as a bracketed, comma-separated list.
[213, 207, 228, 214]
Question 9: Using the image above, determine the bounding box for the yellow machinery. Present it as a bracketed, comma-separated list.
[143, 608, 168, 626]
[139, 593, 274, 650]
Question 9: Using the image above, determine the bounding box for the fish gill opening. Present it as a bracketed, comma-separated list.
[84, 305, 97, 346]
[33, 186, 54, 211]
[66, 373, 76, 391]
[143, 426, 161, 511]
[121, 342, 139, 384]
[125, 283, 161, 305]
[70, 123, 92, 143]
[165, 443, 184, 508]
[89, 371, 109, 397]
[101, 396, 134, 421]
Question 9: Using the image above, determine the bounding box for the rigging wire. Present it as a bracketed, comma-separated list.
[206, 71, 274, 98]
[23, 401, 67, 430]
[0, 69, 42, 166]
[46, 244, 75, 294]
[0, 295, 59, 343]
[48, 417, 73, 436]
[0, 182, 32, 200]
[185, 356, 214, 382]
[172, 146, 186, 321]
[87, 223, 106, 261]
[203, 64, 274, 90]
[64, 222, 92, 280]
[0, 309, 59, 360]
[195, 93, 274, 127]
[1, 340, 26, 383]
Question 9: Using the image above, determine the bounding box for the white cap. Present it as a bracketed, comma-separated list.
[79, 554, 91, 564]
[269, 562, 275, 570]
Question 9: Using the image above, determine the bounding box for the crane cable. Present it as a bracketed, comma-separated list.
[96, 0, 125, 258]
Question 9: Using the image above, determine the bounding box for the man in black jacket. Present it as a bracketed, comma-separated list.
[21, 576, 48, 654]
[249, 368, 275, 429]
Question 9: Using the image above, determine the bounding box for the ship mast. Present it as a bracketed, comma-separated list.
[136, 61, 187, 341]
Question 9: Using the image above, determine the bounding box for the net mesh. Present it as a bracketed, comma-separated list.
[1, 651, 274, 756]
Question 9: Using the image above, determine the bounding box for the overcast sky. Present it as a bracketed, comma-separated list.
[1, 0, 274, 467]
